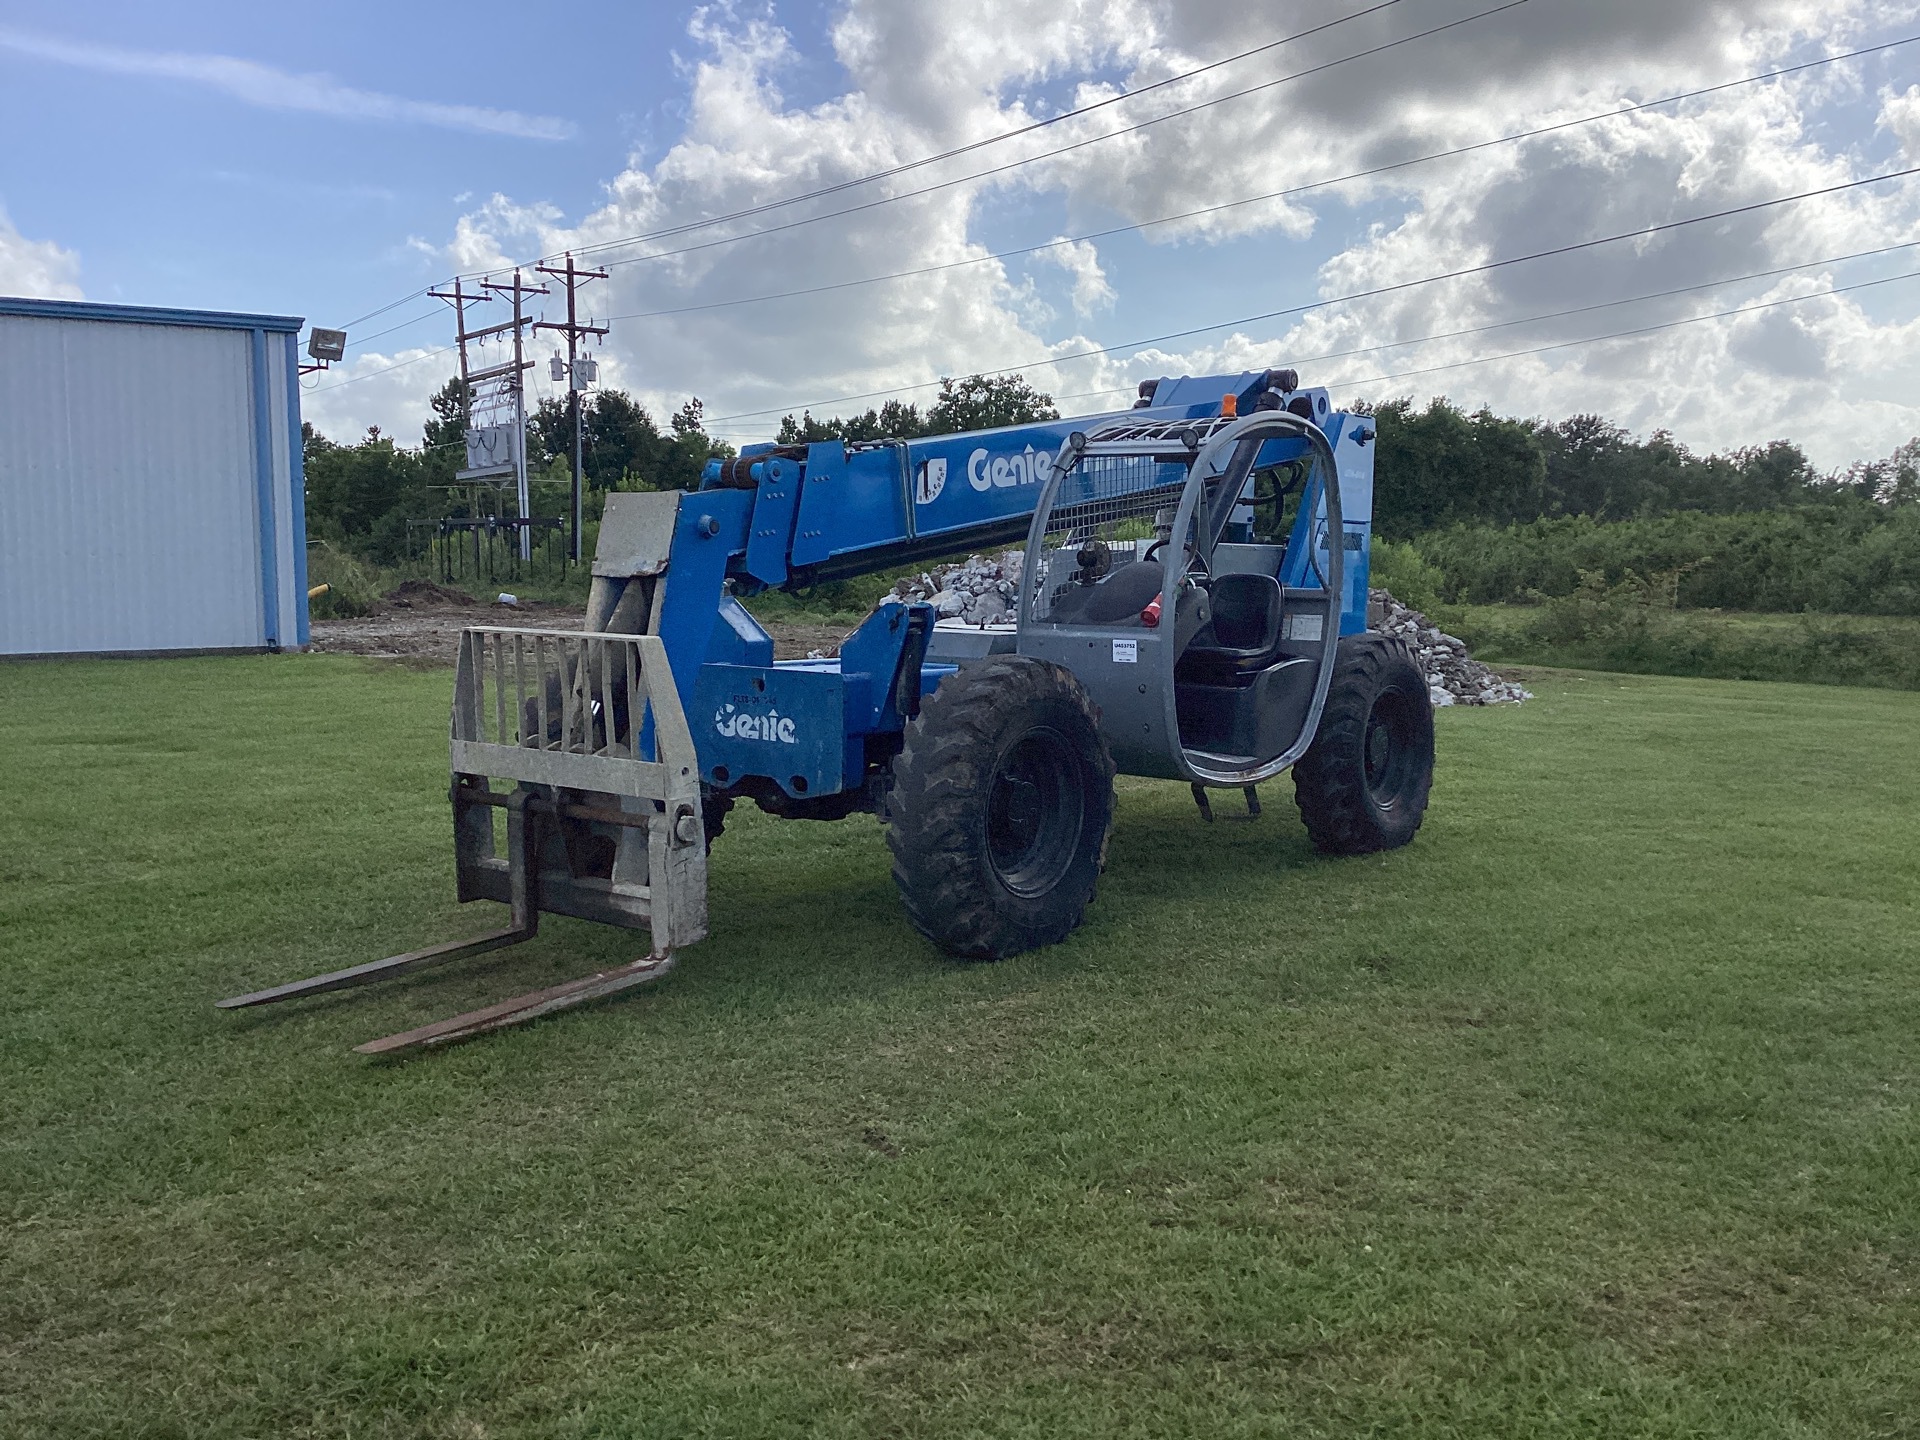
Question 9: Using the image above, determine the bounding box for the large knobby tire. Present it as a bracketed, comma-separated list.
[1293, 633, 1435, 855]
[887, 657, 1116, 960]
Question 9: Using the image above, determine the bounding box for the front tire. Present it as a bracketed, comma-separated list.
[1293, 634, 1435, 854]
[886, 657, 1116, 959]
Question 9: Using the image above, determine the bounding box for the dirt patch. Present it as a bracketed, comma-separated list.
[384, 578, 480, 608]
[309, 602, 853, 666]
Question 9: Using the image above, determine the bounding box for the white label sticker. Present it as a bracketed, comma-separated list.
[1284, 614, 1324, 642]
[1112, 638, 1139, 664]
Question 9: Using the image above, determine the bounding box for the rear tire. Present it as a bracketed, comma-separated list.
[887, 657, 1116, 960]
[1293, 634, 1434, 854]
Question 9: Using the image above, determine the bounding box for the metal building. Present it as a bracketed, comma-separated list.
[0, 296, 309, 657]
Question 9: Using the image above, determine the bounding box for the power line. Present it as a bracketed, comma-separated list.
[332, 0, 1523, 340]
[346, 306, 447, 350]
[308, 342, 458, 393]
[695, 165, 1920, 425]
[312, 164, 1918, 407]
[406, 255, 1920, 452]
[335, 250, 1920, 449]
[588, 0, 1529, 276]
[318, 3, 1413, 336]
[327, 33, 1920, 362]
[608, 35, 1920, 324]
[315, 21, 1913, 350]
[700, 238, 1915, 425]
[555, 0, 1412, 259]
[1327, 268, 1920, 393]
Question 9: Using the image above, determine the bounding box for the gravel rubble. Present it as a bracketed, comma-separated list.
[890, 550, 1025, 627]
[888, 555, 1530, 708]
[1368, 588, 1531, 706]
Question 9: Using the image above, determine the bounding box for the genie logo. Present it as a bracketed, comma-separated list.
[914, 457, 947, 505]
[967, 444, 1055, 493]
[714, 703, 797, 745]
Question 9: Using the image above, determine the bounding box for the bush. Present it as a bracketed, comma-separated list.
[305, 543, 383, 619]
[1413, 505, 1920, 616]
[1369, 539, 1447, 615]
[1450, 579, 1920, 691]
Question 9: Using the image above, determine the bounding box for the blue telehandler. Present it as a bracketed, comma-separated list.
[222, 367, 1435, 1052]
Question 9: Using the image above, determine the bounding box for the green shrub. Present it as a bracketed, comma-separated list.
[305, 543, 383, 619]
[1451, 586, 1920, 691]
[1412, 505, 1920, 616]
[1368, 538, 1447, 614]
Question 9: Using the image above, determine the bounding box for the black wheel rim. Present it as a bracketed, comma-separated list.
[1363, 688, 1422, 810]
[986, 727, 1084, 898]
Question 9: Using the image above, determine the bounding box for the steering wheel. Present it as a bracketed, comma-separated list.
[1143, 536, 1210, 576]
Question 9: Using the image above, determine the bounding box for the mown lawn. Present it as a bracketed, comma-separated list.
[2, 656, 1916, 1438]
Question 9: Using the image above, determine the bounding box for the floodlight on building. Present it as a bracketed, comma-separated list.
[307, 328, 347, 363]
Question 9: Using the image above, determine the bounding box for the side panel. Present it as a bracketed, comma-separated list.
[0, 314, 269, 655]
[1020, 627, 1184, 780]
[693, 664, 847, 796]
[1324, 413, 1375, 636]
[1278, 416, 1373, 638]
[281, 331, 310, 647]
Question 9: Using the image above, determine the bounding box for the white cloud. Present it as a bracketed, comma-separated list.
[324, 0, 1919, 467]
[1035, 237, 1115, 316]
[1883, 85, 1920, 162]
[0, 206, 82, 299]
[301, 347, 454, 446]
[0, 26, 574, 140]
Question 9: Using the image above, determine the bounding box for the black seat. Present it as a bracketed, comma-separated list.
[1047, 560, 1164, 626]
[1178, 572, 1283, 684]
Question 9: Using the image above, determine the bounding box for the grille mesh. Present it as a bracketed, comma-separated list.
[1028, 454, 1188, 626]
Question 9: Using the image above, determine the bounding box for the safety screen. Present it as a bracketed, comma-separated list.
[1027, 453, 1191, 627]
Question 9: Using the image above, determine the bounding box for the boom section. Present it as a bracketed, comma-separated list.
[699, 371, 1332, 589]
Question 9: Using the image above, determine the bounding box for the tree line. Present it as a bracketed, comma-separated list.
[303, 373, 1915, 615]
[301, 373, 1058, 564]
[1361, 398, 1916, 538]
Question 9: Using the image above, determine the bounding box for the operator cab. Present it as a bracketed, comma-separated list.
[1016, 409, 1347, 787]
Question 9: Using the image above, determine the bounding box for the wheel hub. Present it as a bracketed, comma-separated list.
[1363, 692, 1419, 809]
[986, 728, 1083, 898]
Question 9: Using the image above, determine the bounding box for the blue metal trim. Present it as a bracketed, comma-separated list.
[283, 332, 310, 645]
[250, 328, 281, 648]
[0, 295, 303, 333]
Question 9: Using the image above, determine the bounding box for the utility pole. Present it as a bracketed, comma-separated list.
[476, 270, 549, 561]
[429, 275, 491, 576]
[535, 254, 608, 563]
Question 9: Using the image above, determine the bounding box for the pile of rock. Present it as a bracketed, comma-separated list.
[1368, 588, 1531, 707]
[881, 561, 1528, 709]
[890, 551, 1024, 627]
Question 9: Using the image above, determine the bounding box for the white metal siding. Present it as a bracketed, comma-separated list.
[0, 313, 292, 655]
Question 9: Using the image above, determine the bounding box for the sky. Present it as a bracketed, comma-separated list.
[1, 0, 1917, 470]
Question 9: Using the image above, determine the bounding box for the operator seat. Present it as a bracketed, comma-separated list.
[1177, 572, 1284, 685]
[1047, 560, 1164, 626]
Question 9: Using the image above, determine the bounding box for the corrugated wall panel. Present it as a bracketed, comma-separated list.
[0, 314, 279, 655]
[266, 331, 307, 647]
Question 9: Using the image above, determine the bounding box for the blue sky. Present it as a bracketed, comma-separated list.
[2, 0, 1916, 467]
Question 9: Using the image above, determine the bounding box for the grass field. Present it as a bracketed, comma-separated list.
[1444, 603, 1920, 693]
[3, 656, 1917, 1438]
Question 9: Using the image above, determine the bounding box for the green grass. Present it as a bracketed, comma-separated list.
[1446, 602, 1920, 692]
[3, 657, 1917, 1438]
